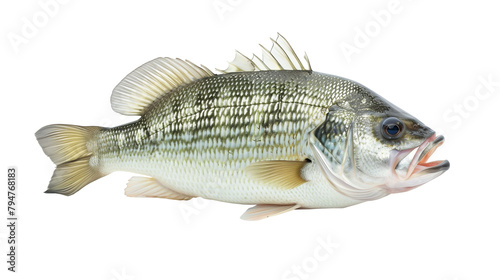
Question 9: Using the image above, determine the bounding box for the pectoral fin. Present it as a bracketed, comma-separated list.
[125, 176, 194, 200]
[240, 204, 301, 221]
[244, 160, 309, 190]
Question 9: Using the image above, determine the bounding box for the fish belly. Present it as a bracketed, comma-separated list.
[101, 155, 360, 208]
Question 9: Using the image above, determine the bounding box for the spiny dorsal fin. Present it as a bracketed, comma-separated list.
[111, 58, 214, 116]
[218, 33, 311, 74]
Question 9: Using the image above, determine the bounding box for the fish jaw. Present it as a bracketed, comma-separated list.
[310, 129, 449, 201]
[383, 134, 450, 193]
[308, 129, 390, 202]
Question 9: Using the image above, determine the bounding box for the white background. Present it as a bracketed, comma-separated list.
[1, 0, 499, 279]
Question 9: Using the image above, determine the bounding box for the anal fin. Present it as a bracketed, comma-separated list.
[125, 176, 194, 200]
[240, 204, 301, 221]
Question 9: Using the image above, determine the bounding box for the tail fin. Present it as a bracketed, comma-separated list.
[35, 124, 106, 196]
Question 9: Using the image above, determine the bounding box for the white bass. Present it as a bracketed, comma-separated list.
[36, 34, 450, 220]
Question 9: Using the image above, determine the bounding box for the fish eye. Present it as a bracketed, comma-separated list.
[381, 117, 404, 139]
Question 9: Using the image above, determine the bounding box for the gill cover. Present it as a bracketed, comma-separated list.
[308, 106, 389, 201]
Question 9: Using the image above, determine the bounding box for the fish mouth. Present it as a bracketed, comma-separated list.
[386, 134, 450, 192]
[411, 135, 450, 176]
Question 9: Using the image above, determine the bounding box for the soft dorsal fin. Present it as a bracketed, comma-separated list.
[111, 58, 214, 116]
[218, 33, 311, 74]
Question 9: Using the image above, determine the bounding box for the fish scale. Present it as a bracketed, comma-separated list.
[95, 71, 358, 206]
[35, 34, 448, 220]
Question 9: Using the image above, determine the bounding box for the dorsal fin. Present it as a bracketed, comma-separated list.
[218, 33, 311, 74]
[111, 57, 214, 116]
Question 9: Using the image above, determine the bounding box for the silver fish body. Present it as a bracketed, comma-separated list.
[98, 71, 364, 208]
[36, 34, 449, 220]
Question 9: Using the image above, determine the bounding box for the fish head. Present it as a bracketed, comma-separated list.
[309, 87, 449, 201]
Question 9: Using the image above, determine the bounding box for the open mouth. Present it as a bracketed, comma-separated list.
[387, 134, 450, 191]
[411, 135, 450, 176]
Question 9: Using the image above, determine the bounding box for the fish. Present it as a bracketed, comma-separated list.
[35, 34, 450, 221]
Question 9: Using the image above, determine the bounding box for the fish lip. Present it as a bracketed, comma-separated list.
[414, 159, 450, 176]
[389, 134, 449, 181]
[417, 135, 444, 163]
[383, 134, 449, 193]
[410, 134, 449, 177]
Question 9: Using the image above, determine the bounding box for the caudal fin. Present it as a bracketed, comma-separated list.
[35, 124, 106, 196]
